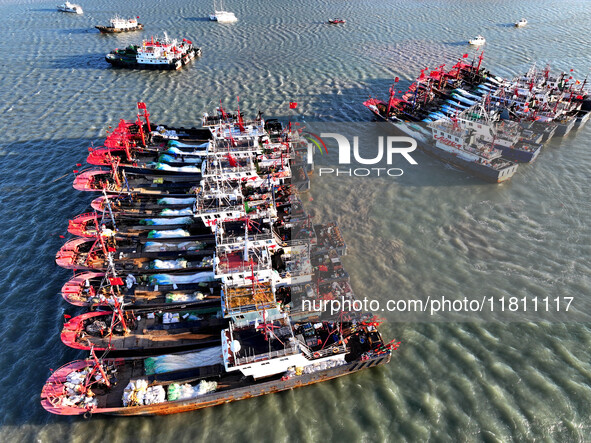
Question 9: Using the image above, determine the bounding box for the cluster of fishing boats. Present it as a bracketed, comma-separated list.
[41, 102, 397, 416]
[364, 53, 591, 182]
[57, 4, 200, 70]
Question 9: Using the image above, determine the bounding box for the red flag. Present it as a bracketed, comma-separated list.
[109, 277, 124, 286]
[186, 40, 192, 45]
[73, 170, 79, 173]
[318, 265, 329, 272]
[59, 235, 65, 238]
[394, 77, 399, 82]
[576, 95, 583, 100]
[64, 314, 71, 320]
[570, 69, 574, 72]
[227, 154, 238, 167]
[462, 53, 469, 58]
[108, 246, 116, 253]
[137, 102, 147, 110]
[136, 16, 140, 19]
[289, 102, 298, 109]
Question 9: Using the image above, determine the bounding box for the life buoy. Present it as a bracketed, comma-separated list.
[332, 347, 339, 354]
[313, 352, 320, 358]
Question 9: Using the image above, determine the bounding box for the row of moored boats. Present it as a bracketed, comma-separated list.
[41, 102, 398, 416]
[364, 54, 591, 182]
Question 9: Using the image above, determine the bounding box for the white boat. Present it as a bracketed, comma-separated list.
[209, 0, 237, 22]
[469, 35, 486, 45]
[210, 10, 238, 22]
[57, 1, 83, 14]
[515, 18, 527, 27]
[96, 16, 143, 33]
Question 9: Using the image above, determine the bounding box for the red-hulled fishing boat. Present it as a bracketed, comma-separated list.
[73, 168, 202, 194]
[41, 318, 395, 416]
[55, 236, 214, 272]
[86, 145, 205, 176]
[61, 307, 225, 355]
[90, 194, 199, 217]
[61, 270, 220, 309]
[66, 211, 207, 239]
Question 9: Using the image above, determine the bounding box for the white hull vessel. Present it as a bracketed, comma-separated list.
[210, 11, 238, 22]
[57, 1, 82, 14]
[469, 35, 485, 45]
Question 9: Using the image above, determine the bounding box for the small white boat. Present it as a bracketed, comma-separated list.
[209, 10, 238, 22]
[57, 1, 83, 14]
[469, 35, 486, 45]
[515, 18, 527, 27]
[209, 0, 237, 22]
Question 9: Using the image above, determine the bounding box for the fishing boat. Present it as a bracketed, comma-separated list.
[428, 118, 518, 182]
[327, 18, 346, 24]
[55, 235, 215, 273]
[106, 35, 201, 70]
[514, 18, 527, 27]
[66, 211, 208, 239]
[61, 270, 220, 309]
[57, 1, 82, 14]
[449, 103, 542, 163]
[61, 307, 226, 355]
[41, 314, 395, 415]
[87, 145, 205, 176]
[73, 169, 203, 194]
[469, 35, 486, 45]
[96, 16, 143, 33]
[89, 194, 202, 218]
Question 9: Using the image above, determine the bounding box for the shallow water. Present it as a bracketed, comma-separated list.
[1, 0, 590, 441]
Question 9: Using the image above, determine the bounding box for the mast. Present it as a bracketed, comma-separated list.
[237, 96, 245, 133]
[477, 50, 484, 72]
[102, 189, 118, 231]
[137, 102, 151, 133]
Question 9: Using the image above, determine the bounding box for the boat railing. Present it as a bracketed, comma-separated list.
[71, 212, 98, 222]
[430, 122, 467, 137]
[217, 231, 274, 246]
[234, 344, 299, 366]
[195, 206, 243, 216]
[216, 260, 272, 275]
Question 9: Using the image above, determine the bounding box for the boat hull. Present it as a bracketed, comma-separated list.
[41, 353, 391, 416]
[105, 48, 201, 71]
[96, 24, 144, 33]
[554, 117, 577, 136]
[421, 142, 517, 183]
[497, 144, 541, 163]
[60, 311, 225, 355]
